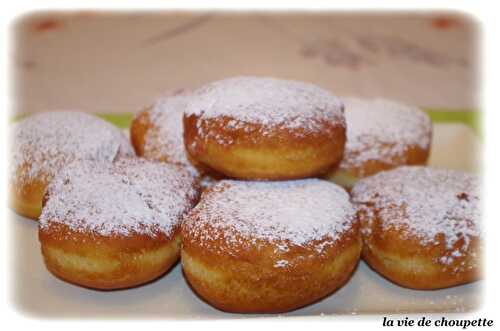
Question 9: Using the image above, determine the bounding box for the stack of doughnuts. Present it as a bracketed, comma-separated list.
[10, 76, 481, 314]
[129, 77, 362, 312]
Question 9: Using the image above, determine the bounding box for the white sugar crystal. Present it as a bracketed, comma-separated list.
[274, 260, 289, 268]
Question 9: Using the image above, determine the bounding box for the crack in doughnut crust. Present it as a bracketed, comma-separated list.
[10, 111, 134, 219]
[39, 158, 199, 290]
[351, 166, 481, 290]
[327, 98, 432, 188]
[183, 76, 346, 180]
[182, 179, 361, 313]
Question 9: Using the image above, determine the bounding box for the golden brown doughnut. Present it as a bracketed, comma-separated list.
[39, 158, 199, 290]
[182, 179, 361, 313]
[327, 98, 432, 188]
[183, 76, 346, 180]
[351, 166, 481, 290]
[10, 111, 134, 219]
[130, 94, 219, 189]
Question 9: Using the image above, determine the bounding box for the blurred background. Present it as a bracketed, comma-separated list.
[12, 11, 478, 115]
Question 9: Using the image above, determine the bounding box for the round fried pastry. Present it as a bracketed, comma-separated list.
[327, 98, 432, 188]
[351, 166, 481, 289]
[39, 158, 199, 289]
[182, 179, 361, 313]
[183, 76, 346, 180]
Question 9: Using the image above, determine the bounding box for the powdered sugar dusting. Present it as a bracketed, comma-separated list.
[352, 166, 480, 265]
[340, 98, 432, 174]
[183, 179, 356, 254]
[40, 158, 199, 237]
[185, 76, 345, 144]
[143, 95, 199, 176]
[10, 111, 134, 184]
[274, 260, 289, 268]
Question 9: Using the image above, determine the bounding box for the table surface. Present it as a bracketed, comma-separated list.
[12, 11, 478, 115]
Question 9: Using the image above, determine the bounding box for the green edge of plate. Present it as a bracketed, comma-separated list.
[10, 109, 482, 135]
[95, 113, 136, 129]
[425, 109, 481, 135]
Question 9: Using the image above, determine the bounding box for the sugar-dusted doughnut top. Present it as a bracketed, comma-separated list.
[40, 158, 199, 237]
[351, 166, 480, 257]
[143, 94, 198, 174]
[340, 98, 432, 172]
[185, 76, 345, 135]
[10, 111, 134, 183]
[183, 179, 357, 255]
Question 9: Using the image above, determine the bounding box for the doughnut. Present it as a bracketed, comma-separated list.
[10, 111, 134, 219]
[351, 166, 481, 290]
[130, 94, 219, 189]
[39, 158, 199, 290]
[130, 93, 198, 172]
[183, 76, 346, 180]
[326, 98, 432, 188]
[182, 179, 361, 313]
